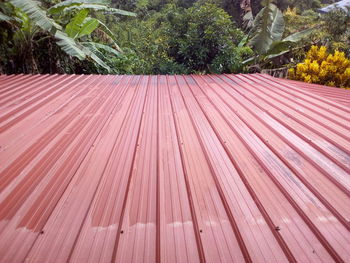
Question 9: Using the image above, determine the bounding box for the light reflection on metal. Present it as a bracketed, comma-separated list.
[0, 74, 349, 263]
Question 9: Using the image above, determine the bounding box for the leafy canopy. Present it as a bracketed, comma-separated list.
[165, 3, 251, 73]
[2, 0, 135, 73]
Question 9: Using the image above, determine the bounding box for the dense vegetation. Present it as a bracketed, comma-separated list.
[0, 0, 349, 87]
[289, 45, 350, 88]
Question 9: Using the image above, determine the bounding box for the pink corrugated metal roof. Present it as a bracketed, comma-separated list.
[0, 73, 349, 263]
[270, 75, 350, 108]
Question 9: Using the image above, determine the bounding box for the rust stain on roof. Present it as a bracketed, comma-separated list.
[0, 73, 349, 263]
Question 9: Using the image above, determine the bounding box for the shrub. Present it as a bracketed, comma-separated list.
[166, 3, 249, 73]
[111, 6, 183, 74]
[323, 7, 350, 42]
[113, 3, 251, 74]
[288, 45, 350, 88]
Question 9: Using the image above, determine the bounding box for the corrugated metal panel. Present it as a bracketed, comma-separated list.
[269, 75, 350, 107]
[0, 73, 349, 263]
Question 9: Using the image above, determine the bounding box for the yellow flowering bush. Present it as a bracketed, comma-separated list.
[288, 46, 350, 88]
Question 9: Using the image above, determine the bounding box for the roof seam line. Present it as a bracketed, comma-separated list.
[165, 75, 207, 263]
[238, 75, 350, 142]
[21, 75, 122, 261]
[234, 74, 350, 159]
[110, 75, 151, 263]
[222, 74, 350, 197]
[209, 75, 345, 263]
[217, 75, 350, 230]
[195, 75, 297, 263]
[180, 74, 253, 263]
[252, 75, 350, 129]
[259, 74, 350, 114]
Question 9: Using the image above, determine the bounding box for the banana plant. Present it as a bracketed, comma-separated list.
[10, 0, 62, 32]
[48, 0, 136, 17]
[63, 8, 117, 71]
[0, 2, 72, 72]
[243, 0, 316, 65]
[7, 0, 135, 72]
[0, 10, 15, 22]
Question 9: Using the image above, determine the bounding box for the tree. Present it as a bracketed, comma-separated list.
[165, 3, 252, 73]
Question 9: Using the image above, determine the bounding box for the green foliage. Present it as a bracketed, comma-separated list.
[323, 7, 350, 41]
[0, 11, 14, 22]
[276, 0, 321, 12]
[0, 0, 134, 74]
[249, 2, 285, 54]
[284, 6, 350, 59]
[65, 9, 90, 38]
[166, 3, 248, 73]
[113, 3, 251, 74]
[10, 0, 62, 32]
[209, 45, 253, 73]
[1, 0, 348, 75]
[55, 30, 86, 59]
[105, 6, 188, 73]
[59, 4, 136, 16]
[284, 8, 320, 36]
[244, 1, 316, 69]
[49, 0, 110, 14]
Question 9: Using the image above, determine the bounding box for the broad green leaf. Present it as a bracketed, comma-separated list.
[96, 19, 122, 51]
[14, 9, 30, 29]
[265, 49, 290, 59]
[0, 11, 13, 21]
[82, 42, 104, 59]
[0, 11, 22, 28]
[283, 27, 316, 42]
[82, 42, 120, 56]
[49, 0, 109, 14]
[55, 30, 86, 59]
[93, 43, 120, 56]
[89, 51, 111, 72]
[242, 11, 254, 29]
[238, 35, 248, 48]
[264, 27, 316, 59]
[249, 3, 284, 55]
[242, 56, 256, 65]
[65, 9, 89, 38]
[82, 44, 111, 72]
[264, 41, 292, 59]
[266, 41, 292, 55]
[63, 4, 136, 16]
[77, 17, 99, 38]
[10, 0, 61, 32]
[270, 6, 284, 41]
[102, 7, 136, 16]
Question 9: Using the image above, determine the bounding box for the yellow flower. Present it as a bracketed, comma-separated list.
[319, 69, 327, 78]
[317, 46, 327, 62]
[288, 45, 350, 89]
[304, 74, 312, 83]
[310, 61, 319, 73]
[285, 7, 297, 16]
[344, 67, 350, 78]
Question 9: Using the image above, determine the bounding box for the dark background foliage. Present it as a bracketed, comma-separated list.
[0, 0, 349, 75]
